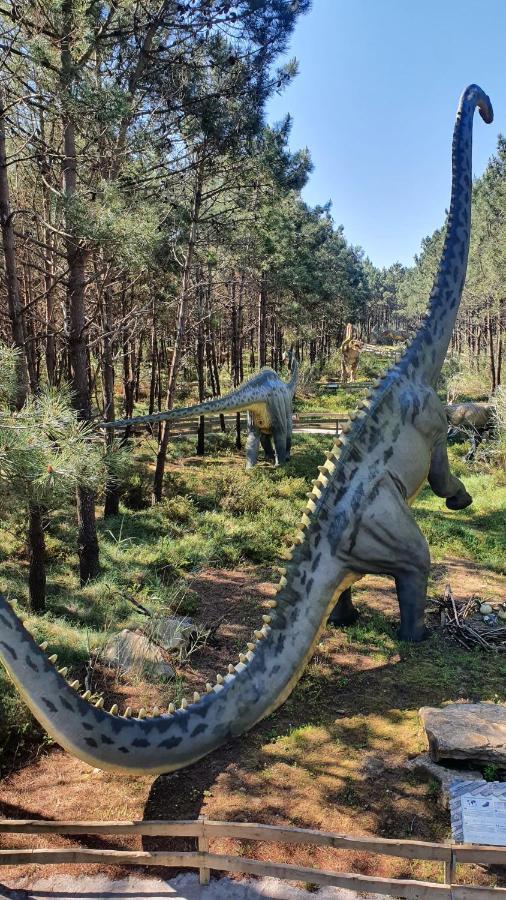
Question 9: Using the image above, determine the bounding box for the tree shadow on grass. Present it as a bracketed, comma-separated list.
[140, 591, 506, 886]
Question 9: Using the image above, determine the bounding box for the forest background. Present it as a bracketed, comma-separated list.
[0, 1, 503, 622]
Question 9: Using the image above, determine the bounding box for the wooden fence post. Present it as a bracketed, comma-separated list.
[444, 846, 456, 887]
[198, 815, 210, 885]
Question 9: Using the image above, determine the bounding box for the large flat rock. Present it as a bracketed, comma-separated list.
[420, 702, 506, 765]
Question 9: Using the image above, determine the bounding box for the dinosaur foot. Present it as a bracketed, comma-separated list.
[446, 489, 472, 510]
[397, 625, 429, 643]
[328, 607, 360, 627]
[327, 588, 359, 627]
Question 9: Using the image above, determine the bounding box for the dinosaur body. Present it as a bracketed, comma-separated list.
[0, 85, 492, 775]
[103, 357, 298, 469]
[340, 323, 363, 383]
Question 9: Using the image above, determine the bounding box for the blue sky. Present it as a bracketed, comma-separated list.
[266, 0, 505, 269]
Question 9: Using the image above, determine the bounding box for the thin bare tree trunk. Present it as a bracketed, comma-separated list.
[28, 502, 46, 613]
[0, 89, 31, 405]
[152, 154, 204, 502]
[258, 275, 267, 367]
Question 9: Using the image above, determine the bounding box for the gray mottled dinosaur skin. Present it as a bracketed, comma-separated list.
[0, 86, 492, 775]
[102, 356, 298, 468]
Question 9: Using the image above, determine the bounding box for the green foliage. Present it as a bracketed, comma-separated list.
[0, 345, 19, 405]
[0, 386, 105, 507]
[491, 386, 506, 475]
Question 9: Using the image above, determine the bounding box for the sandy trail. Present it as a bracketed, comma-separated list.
[0, 873, 389, 900]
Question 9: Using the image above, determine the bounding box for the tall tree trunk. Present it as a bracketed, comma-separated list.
[152, 154, 204, 502]
[61, 0, 99, 581]
[258, 275, 267, 367]
[148, 300, 158, 415]
[0, 89, 31, 406]
[102, 283, 120, 517]
[488, 308, 496, 393]
[196, 277, 206, 456]
[27, 502, 46, 613]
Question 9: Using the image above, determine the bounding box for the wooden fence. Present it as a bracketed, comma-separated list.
[0, 818, 506, 898]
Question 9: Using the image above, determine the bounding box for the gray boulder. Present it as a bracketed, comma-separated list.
[420, 702, 506, 766]
[103, 629, 174, 678]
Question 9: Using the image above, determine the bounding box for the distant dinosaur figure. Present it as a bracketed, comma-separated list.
[102, 353, 298, 469]
[445, 401, 495, 460]
[340, 324, 362, 383]
[0, 85, 492, 775]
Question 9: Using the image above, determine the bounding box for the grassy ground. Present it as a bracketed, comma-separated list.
[0, 382, 505, 887]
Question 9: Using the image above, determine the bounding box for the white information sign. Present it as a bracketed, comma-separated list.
[462, 794, 506, 845]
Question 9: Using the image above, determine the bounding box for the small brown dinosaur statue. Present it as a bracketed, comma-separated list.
[340, 323, 363, 383]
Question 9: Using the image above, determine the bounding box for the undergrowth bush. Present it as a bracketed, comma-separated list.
[445, 353, 491, 402]
[491, 386, 506, 476]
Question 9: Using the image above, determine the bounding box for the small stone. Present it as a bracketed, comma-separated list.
[480, 603, 493, 615]
[360, 754, 387, 779]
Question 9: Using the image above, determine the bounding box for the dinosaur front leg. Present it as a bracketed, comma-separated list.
[245, 423, 261, 469]
[428, 436, 472, 509]
[327, 587, 359, 626]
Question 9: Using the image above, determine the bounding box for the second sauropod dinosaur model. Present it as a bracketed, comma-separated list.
[102, 353, 298, 469]
[0, 85, 492, 774]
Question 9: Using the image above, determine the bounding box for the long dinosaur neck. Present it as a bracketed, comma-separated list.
[401, 85, 493, 386]
[0, 448, 348, 773]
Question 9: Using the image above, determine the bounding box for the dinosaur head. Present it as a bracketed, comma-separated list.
[465, 84, 493, 124]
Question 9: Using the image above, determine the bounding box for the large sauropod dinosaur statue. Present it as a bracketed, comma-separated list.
[102, 353, 298, 468]
[0, 85, 492, 775]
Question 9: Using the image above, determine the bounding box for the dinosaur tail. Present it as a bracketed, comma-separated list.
[0, 485, 349, 773]
[100, 373, 274, 431]
[400, 85, 493, 386]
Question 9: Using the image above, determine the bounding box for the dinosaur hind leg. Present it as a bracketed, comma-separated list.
[272, 429, 288, 466]
[259, 433, 275, 461]
[346, 474, 430, 642]
[395, 568, 429, 642]
[328, 587, 359, 626]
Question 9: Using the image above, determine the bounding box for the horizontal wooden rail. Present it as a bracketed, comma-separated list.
[203, 820, 452, 862]
[0, 848, 451, 899]
[0, 818, 202, 837]
[1, 818, 506, 898]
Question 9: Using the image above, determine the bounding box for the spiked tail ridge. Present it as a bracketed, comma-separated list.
[399, 84, 493, 386]
[0, 439, 350, 774]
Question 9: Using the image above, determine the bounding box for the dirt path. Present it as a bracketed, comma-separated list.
[0, 558, 504, 890]
[0, 872, 389, 899]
